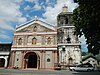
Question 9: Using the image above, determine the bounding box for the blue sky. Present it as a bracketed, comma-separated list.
[0, 0, 88, 52]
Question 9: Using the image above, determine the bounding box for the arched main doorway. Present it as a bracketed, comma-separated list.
[24, 52, 39, 69]
[0, 58, 5, 67]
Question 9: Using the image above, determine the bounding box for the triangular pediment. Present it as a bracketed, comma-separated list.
[16, 19, 56, 32]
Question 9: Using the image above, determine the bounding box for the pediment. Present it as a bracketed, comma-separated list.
[16, 20, 56, 32]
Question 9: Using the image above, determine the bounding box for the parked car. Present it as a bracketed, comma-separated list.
[69, 66, 76, 71]
[69, 64, 94, 72]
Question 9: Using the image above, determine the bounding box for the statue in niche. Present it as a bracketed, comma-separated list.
[47, 37, 51, 44]
[18, 38, 22, 45]
[32, 37, 37, 44]
[33, 26, 37, 32]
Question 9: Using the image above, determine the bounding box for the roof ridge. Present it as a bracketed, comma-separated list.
[82, 54, 97, 61]
[16, 19, 35, 29]
[16, 18, 55, 29]
[38, 19, 55, 27]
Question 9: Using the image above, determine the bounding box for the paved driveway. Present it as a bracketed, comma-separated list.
[0, 69, 100, 75]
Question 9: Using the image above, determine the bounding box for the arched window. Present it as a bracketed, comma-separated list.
[47, 37, 51, 44]
[62, 48, 65, 52]
[60, 17, 68, 25]
[18, 38, 22, 45]
[60, 17, 64, 25]
[65, 17, 68, 24]
[32, 37, 37, 44]
[66, 35, 71, 43]
[68, 57, 73, 65]
[33, 26, 37, 32]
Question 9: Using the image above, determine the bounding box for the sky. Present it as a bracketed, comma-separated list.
[0, 0, 88, 52]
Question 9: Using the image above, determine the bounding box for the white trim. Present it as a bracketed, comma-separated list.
[11, 47, 57, 51]
[57, 26, 75, 29]
[66, 12, 73, 14]
[14, 32, 57, 35]
[16, 20, 56, 31]
[58, 43, 80, 46]
[0, 43, 11, 44]
[0, 56, 9, 67]
[0, 52, 9, 55]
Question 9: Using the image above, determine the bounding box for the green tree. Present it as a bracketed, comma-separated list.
[73, 0, 100, 55]
[81, 51, 88, 56]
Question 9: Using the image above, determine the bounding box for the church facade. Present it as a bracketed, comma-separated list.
[8, 6, 81, 70]
[8, 19, 58, 70]
[57, 6, 81, 67]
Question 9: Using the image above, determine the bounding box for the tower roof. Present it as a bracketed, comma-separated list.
[57, 5, 72, 17]
[62, 4, 68, 13]
[63, 4, 68, 8]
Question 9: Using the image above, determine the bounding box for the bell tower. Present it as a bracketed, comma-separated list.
[57, 5, 81, 67]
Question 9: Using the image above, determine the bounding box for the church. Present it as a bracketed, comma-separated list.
[8, 6, 81, 70]
[8, 18, 57, 70]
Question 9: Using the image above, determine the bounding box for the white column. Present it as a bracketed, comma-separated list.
[4, 56, 8, 68]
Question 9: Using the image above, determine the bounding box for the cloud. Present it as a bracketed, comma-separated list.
[0, 0, 79, 43]
[31, 0, 42, 11]
[25, 0, 34, 3]
[33, 4, 41, 11]
[42, 0, 78, 25]
[0, 20, 14, 31]
[26, 14, 30, 18]
[45, 0, 50, 3]
[0, 30, 6, 34]
[79, 35, 88, 52]
[0, 0, 27, 40]
[25, 0, 41, 11]
[24, 5, 31, 11]
[0, 0, 27, 26]
[0, 33, 11, 39]
[18, 17, 27, 23]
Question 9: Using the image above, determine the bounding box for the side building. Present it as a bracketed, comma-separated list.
[57, 5, 82, 67]
[0, 43, 12, 68]
[8, 18, 58, 70]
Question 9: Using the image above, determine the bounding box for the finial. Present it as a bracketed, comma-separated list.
[63, 4, 67, 8]
[62, 4, 68, 12]
[15, 25, 18, 29]
[34, 15, 38, 20]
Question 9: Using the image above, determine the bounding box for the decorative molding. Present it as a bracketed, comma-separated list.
[57, 26, 75, 29]
[11, 47, 57, 51]
[58, 43, 80, 46]
[14, 32, 57, 36]
[16, 20, 56, 31]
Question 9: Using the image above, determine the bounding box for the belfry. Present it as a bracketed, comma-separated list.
[57, 5, 81, 67]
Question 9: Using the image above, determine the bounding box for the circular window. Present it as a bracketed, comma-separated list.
[47, 58, 50, 62]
